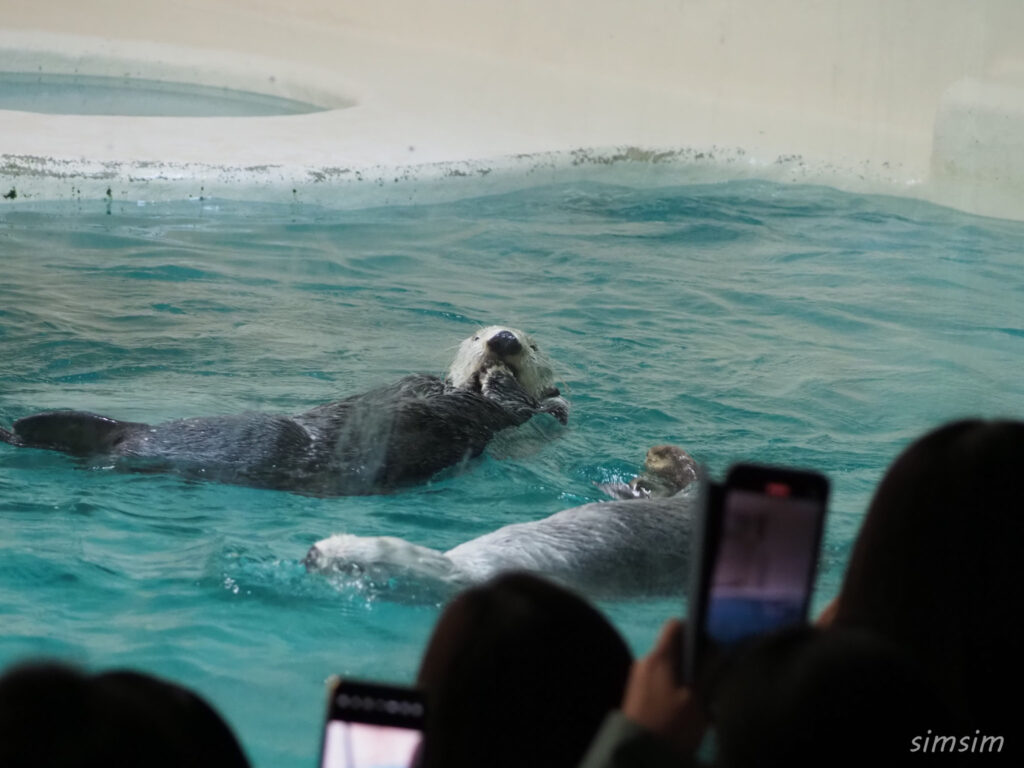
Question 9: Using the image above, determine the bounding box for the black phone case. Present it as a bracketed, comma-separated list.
[683, 465, 829, 687]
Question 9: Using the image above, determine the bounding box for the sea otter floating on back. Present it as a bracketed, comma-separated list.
[0, 326, 569, 496]
[305, 444, 700, 599]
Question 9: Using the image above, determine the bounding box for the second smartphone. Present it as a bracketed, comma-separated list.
[318, 678, 426, 768]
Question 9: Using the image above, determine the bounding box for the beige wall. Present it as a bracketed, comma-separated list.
[2, 1, 1023, 217]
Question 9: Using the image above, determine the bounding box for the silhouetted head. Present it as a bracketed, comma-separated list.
[0, 661, 250, 768]
[709, 626, 954, 768]
[416, 572, 632, 768]
[833, 418, 1024, 734]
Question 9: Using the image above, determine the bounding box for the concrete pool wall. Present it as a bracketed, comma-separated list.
[2, 0, 1023, 219]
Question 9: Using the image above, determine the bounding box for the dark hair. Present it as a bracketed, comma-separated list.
[710, 626, 954, 768]
[833, 418, 1024, 734]
[0, 661, 250, 768]
[416, 572, 632, 768]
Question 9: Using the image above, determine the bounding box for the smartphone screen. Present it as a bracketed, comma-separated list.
[319, 680, 425, 768]
[684, 465, 828, 683]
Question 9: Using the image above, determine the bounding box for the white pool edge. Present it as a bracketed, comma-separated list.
[2, 3, 1023, 219]
[1, 143, 933, 212]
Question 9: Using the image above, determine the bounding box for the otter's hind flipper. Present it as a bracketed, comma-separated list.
[0, 425, 24, 447]
[12, 411, 148, 456]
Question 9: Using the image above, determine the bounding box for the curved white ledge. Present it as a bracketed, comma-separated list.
[1, 2, 1022, 220]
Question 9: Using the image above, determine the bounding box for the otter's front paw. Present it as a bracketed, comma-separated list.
[479, 362, 516, 391]
[538, 395, 570, 425]
[469, 361, 511, 392]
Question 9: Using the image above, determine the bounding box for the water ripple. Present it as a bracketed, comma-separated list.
[2, 181, 1023, 768]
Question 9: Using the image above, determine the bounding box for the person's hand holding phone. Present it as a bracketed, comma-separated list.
[622, 619, 706, 757]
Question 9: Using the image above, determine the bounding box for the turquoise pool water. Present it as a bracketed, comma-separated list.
[1, 180, 1022, 767]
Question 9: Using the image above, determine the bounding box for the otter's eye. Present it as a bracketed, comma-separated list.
[472, 336, 479, 341]
[529, 344, 538, 351]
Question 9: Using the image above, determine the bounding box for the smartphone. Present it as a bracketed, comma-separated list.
[318, 678, 426, 768]
[683, 463, 829, 685]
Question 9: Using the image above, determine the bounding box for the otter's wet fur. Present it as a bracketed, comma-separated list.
[0, 326, 568, 496]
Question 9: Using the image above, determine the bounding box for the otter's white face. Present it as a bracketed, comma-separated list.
[446, 326, 557, 401]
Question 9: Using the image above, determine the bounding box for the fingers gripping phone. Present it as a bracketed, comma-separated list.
[683, 463, 829, 684]
[318, 678, 426, 768]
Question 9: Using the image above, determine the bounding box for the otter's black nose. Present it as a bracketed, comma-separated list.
[487, 330, 522, 358]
